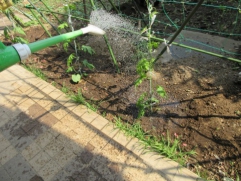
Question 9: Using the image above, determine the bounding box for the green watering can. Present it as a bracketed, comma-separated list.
[0, 24, 105, 71]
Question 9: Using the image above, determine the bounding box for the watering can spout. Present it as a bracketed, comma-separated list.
[0, 24, 105, 72]
[81, 24, 105, 35]
[28, 24, 105, 54]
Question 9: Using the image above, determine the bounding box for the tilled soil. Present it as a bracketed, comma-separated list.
[7, 27, 240, 180]
[1, 1, 241, 180]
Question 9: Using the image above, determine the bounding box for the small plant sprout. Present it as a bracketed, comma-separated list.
[61, 82, 70, 94]
[58, 4, 96, 83]
[51, 81, 57, 87]
[69, 90, 97, 111]
[135, 2, 166, 118]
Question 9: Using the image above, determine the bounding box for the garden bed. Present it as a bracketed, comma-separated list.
[1, 0, 241, 180]
[3, 24, 239, 180]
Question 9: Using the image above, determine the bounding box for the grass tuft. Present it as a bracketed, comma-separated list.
[114, 117, 195, 166]
[61, 82, 70, 94]
[23, 64, 47, 80]
[69, 90, 97, 111]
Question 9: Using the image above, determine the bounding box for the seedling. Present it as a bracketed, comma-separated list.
[69, 90, 97, 111]
[61, 82, 70, 94]
[134, 3, 166, 118]
[58, 5, 96, 84]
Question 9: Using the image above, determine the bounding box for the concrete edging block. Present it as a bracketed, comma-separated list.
[140, 151, 202, 181]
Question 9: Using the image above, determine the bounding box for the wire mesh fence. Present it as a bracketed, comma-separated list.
[2, 0, 241, 62]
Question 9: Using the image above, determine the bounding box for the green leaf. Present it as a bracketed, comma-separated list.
[67, 53, 75, 68]
[151, 11, 158, 16]
[63, 40, 71, 52]
[66, 66, 73, 73]
[140, 27, 148, 34]
[13, 37, 28, 44]
[3, 27, 10, 39]
[83, 59, 95, 70]
[14, 27, 26, 35]
[134, 76, 146, 87]
[237, 173, 240, 181]
[148, 41, 159, 50]
[72, 74, 81, 83]
[157, 86, 166, 98]
[149, 97, 159, 104]
[136, 93, 147, 118]
[81, 45, 95, 55]
[136, 58, 153, 77]
[58, 22, 68, 30]
[218, 6, 226, 10]
[68, 3, 77, 10]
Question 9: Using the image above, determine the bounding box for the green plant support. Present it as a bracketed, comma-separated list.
[89, 0, 119, 72]
[0, 24, 105, 72]
[121, 28, 241, 64]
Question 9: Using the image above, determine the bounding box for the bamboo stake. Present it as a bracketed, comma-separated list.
[89, 0, 119, 72]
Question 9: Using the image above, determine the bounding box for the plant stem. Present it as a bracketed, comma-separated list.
[89, 0, 119, 73]
[83, 0, 88, 20]
[28, 8, 52, 37]
[39, 0, 62, 25]
[148, 6, 153, 113]
[89, 0, 96, 9]
[106, 0, 119, 13]
[29, 8, 90, 22]
[103, 35, 120, 73]
[27, 0, 60, 34]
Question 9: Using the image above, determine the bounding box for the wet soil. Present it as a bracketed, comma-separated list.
[9, 26, 240, 181]
[1, 1, 241, 180]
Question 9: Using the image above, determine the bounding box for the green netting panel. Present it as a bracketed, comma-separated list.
[91, 0, 241, 57]
[18, 0, 241, 58]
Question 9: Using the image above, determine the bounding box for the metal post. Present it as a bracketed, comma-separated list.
[153, 0, 205, 63]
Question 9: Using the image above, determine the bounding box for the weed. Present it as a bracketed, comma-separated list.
[237, 173, 240, 181]
[114, 117, 195, 166]
[23, 64, 46, 80]
[234, 110, 241, 117]
[69, 90, 97, 111]
[51, 81, 57, 87]
[102, 111, 107, 117]
[195, 166, 214, 181]
[61, 82, 70, 94]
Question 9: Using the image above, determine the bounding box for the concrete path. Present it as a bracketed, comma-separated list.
[0, 64, 203, 181]
[154, 30, 241, 63]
